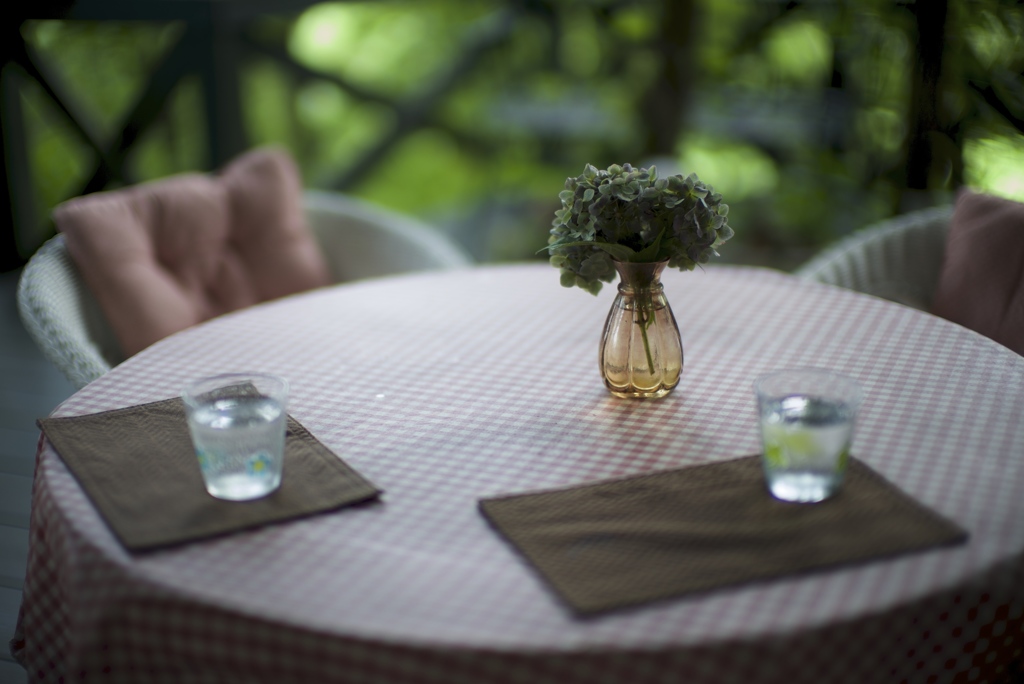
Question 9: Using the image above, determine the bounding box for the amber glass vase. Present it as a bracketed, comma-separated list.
[599, 260, 682, 398]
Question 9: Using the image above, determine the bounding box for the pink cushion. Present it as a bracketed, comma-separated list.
[55, 147, 331, 357]
[931, 190, 1024, 355]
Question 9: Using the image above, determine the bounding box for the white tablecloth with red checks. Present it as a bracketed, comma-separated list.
[12, 264, 1024, 683]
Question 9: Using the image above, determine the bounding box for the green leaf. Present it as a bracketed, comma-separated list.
[552, 240, 636, 262]
[589, 242, 638, 262]
[536, 236, 574, 254]
[632, 227, 665, 262]
[579, 253, 612, 278]
[582, 188, 594, 202]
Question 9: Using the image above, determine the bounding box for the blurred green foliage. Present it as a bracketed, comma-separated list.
[17, 17, 207, 254]
[14, 0, 1024, 268]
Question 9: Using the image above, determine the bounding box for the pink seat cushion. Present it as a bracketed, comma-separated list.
[55, 147, 331, 357]
[931, 190, 1024, 356]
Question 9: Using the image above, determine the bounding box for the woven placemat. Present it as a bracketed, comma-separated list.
[480, 455, 967, 615]
[39, 396, 381, 551]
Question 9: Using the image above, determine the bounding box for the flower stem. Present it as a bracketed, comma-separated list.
[640, 316, 655, 376]
[637, 295, 656, 376]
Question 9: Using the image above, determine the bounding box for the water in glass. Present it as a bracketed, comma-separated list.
[759, 394, 853, 503]
[187, 395, 286, 501]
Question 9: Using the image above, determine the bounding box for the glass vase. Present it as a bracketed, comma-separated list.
[599, 260, 682, 398]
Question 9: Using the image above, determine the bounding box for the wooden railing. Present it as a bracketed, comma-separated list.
[0, 0, 555, 271]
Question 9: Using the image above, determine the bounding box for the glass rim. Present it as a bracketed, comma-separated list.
[182, 372, 289, 408]
[752, 367, 863, 407]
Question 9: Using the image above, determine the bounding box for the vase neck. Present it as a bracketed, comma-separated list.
[613, 260, 668, 293]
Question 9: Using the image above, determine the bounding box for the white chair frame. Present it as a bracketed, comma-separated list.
[794, 205, 953, 311]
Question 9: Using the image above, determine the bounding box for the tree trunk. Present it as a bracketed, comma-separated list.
[638, 0, 696, 158]
[903, 0, 953, 198]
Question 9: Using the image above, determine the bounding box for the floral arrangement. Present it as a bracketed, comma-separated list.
[543, 163, 734, 294]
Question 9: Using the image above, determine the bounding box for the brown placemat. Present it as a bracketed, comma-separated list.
[39, 397, 381, 551]
[479, 455, 967, 615]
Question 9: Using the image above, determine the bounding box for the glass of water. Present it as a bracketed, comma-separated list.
[753, 368, 863, 503]
[182, 373, 289, 501]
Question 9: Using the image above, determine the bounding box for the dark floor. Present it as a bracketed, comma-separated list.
[0, 267, 75, 684]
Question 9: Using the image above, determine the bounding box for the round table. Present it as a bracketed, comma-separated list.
[14, 264, 1024, 683]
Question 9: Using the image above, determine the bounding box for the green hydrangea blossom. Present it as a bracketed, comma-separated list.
[544, 163, 734, 294]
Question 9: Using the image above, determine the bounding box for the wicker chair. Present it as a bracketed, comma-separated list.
[794, 205, 954, 311]
[17, 191, 472, 390]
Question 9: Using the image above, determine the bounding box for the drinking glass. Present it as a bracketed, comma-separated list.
[753, 368, 863, 503]
[182, 373, 289, 501]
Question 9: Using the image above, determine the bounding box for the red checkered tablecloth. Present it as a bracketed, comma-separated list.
[12, 264, 1024, 683]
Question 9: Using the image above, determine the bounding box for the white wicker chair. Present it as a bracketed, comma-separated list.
[17, 190, 472, 390]
[794, 205, 953, 311]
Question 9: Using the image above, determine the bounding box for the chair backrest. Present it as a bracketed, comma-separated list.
[794, 205, 953, 311]
[18, 191, 473, 390]
[303, 190, 471, 281]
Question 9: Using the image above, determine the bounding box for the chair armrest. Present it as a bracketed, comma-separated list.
[16, 235, 122, 389]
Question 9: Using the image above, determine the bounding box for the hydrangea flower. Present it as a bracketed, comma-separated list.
[544, 163, 734, 294]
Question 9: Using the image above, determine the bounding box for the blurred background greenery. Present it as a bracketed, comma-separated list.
[2, 0, 1023, 272]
